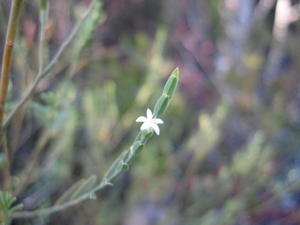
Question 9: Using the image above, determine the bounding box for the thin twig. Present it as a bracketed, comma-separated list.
[37, 0, 48, 75]
[2, 0, 98, 129]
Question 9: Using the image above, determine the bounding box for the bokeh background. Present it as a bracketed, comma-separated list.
[1, 0, 300, 224]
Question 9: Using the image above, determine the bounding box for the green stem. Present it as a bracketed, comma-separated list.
[12, 182, 109, 219]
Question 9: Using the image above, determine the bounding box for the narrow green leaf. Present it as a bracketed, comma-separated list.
[153, 67, 179, 117]
[69, 175, 97, 201]
[55, 175, 97, 205]
[153, 95, 169, 118]
[163, 67, 179, 97]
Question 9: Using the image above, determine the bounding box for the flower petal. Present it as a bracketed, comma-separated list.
[151, 123, 160, 135]
[136, 116, 147, 122]
[153, 118, 163, 124]
[147, 108, 153, 119]
[141, 122, 151, 131]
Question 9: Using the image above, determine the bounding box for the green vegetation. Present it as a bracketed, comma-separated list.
[1, 0, 300, 225]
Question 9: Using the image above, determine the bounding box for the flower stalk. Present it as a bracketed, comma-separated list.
[12, 67, 179, 219]
[102, 67, 179, 183]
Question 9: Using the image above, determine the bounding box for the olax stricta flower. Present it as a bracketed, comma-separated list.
[136, 109, 164, 135]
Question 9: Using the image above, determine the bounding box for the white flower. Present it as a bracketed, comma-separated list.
[136, 109, 164, 135]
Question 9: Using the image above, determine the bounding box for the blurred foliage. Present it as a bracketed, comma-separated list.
[1, 0, 300, 225]
[0, 191, 22, 225]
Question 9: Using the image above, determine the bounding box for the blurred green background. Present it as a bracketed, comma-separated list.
[1, 0, 300, 224]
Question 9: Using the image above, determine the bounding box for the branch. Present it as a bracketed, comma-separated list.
[2, 0, 98, 129]
[12, 183, 109, 219]
[0, 0, 23, 128]
[12, 68, 179, 219]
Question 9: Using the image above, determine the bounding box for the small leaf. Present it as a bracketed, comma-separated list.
[163, 67, 179, 97]
[102, 152, 127, 182]
[69, 175, 97, 201]
[55, 175, 97, 205]
[153, 95, 169, 118]
[153, 67, 179, 117]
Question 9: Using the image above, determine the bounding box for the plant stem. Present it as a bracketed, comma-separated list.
[2, 135, 12, 190]
[0, 0, 23, 190]
[11, 68, 179, 219]
[2, 0, 98, 129]
[12, 182, 109, 218]
[0, 0, 23, 128]
[38, 0, 48, 75]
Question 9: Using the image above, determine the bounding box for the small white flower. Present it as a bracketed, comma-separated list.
[136, 109, 164, 135]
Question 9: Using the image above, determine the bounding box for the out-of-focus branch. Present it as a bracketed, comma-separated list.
[0, 0, 23, 190]
[0, 0, 23, 129]
[2, 0, 98, 129]
[38, 0, 49, 75]
[260, 0, 300, 94]
[254, 0, 276, 21]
